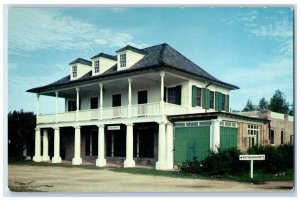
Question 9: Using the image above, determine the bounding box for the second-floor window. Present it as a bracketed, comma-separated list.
[94, 60, 100, 73]
[120, 54, 126, 67]
[196, 87, 201, 107]
[210, 91, 214, 109]
[72, 66, 77, 78]
[167, 85, 181, 105]
[90, 97, 99, 109]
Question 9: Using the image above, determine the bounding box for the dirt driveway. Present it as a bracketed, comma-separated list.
[8, 165, 294, 193]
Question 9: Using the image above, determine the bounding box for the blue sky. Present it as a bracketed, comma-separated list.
[7, 7, 294, 114]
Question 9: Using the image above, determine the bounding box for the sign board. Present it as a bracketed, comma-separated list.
[239, 155, 265, 160]
[107, 125, 120, 130]
[239, 154, 265, 179]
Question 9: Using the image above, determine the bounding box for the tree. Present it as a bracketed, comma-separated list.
[8, 110, 36, 159]
[269, 90, 290, 114]
[258, 97, 269, 111]
[242, 99, 257, 112]
[289, 104, 294, 116]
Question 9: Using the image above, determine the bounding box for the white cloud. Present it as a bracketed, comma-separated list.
[8, 8, 148, 55]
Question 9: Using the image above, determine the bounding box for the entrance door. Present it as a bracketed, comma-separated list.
[105, 125, 126, 157]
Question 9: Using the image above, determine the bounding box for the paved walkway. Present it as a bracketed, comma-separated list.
[8, 165, 294, 193]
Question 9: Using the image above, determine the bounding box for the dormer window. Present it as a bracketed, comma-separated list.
[72, 66, 77, 78]
[94, 60, 100, 73]
[120, 54, 126, 67]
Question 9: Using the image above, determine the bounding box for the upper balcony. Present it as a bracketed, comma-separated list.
[35, 71, 191, 125]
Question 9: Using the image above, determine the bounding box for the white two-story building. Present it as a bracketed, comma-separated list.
[27, 43, 269, 170]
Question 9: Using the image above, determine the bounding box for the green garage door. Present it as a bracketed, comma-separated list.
[175, 125, 210, 163]
[220, 126, 238, 150]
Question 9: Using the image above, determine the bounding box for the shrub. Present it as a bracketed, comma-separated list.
[177, 148, 248, 176]
[248, 144, 294, 173]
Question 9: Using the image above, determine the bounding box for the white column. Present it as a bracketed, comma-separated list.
[124, 123, 135, 167]
[99, 83, 103, 120]
[160, 72, 165, 116]
[156, 122, 167, 170]
[42, 129, 50, 161]
[166, 122, 174, 169]
[33, 128, 42, 162]
[36, 94, 40, 124]
[72, 126, 82, 165]
[55, 91, 59, 123]
[96, 124, 106, 167]
[52, 127, 62, 163]
[211, 119, 220, 152]
[76, 87, 80, 121]
[128, 78, 132, 118]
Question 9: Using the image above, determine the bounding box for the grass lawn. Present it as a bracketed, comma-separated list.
[9, 160, 294, 183]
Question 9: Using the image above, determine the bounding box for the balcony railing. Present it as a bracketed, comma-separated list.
[37, 102, 189, 124]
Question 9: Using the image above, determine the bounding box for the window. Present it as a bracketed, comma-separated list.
[281, 130, 285, 144]
[270, 129, 275, 145]
[248, 124, 259, 148]
[90, 97, 98, 109]
[94, 60, 100, 73]
[167, 86, 181, 105]
[112, 94, 121, 107]
[221, 94, 226, 111]
[120, 54, 126, 67]
[196, 87, 201, 106]
[72, 66, 77, 78]
[210, 91, 214, 109]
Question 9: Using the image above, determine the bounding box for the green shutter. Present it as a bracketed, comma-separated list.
[226, 95, 230, 112]
[202, 88, 207, 109]
[206, 89, 210, 109]
[215, 92, 221, 112]
[192, 85, 197, 107]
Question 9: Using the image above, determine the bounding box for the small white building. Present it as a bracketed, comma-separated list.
[28, 43, 268, 169]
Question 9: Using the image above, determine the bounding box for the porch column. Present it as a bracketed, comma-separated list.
[36, 94, 40, 123]
[99, 83, 103, 120]
[124, 123, 135, 167]
[55, 91, 59, 123]
[72, 126, 82, 165]
[166, 122, 174, 169]
[42, 129, 50, 161]
[156, 122, 167, 170]
[33, 128, 42, 162]
[52, 127, 62, 163]
[160, 72, 165, 116]
[96, 124, 106, 167]
[76, 87, 80, 121]
[211, 119, 220, 152]
[128, 78, 132, 118]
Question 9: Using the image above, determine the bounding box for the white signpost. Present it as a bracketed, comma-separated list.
[239, 154, 265, 178]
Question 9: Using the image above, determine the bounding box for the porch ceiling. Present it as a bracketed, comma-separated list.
[40, 71, 188, 98]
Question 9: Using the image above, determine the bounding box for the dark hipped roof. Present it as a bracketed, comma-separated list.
[27, 43, 239, 93]
[168, 112, 270, 123]
[91, 53, 117, 60]
[69, 58, 92, 66]
[116, 45, 147, 55]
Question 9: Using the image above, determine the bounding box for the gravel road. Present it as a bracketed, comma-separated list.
[8, 165, 294, 193]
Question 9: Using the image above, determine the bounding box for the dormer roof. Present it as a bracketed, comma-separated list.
[91, 53, 117, 61]
[116, 45, 147, 55]
[69, 58, 92, 66]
